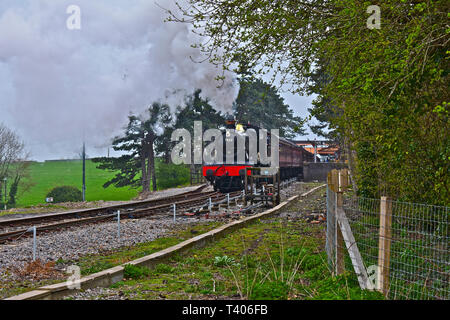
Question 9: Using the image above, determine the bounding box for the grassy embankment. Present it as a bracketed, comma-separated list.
[9, 159, 189, 208]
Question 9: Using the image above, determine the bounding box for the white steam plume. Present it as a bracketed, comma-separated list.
[0, 0, 238, 160]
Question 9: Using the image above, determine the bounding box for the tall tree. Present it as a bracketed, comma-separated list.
[0, 124, 24, 180]
[154, 89, 226, 165]
[0, 123, 32, 208]
[234, 78, 305, 138]
[305, 60, 338, 140]
[172, 89, 226, 174]
[174, 89, 226, 132]
[93, 102, 173, 192]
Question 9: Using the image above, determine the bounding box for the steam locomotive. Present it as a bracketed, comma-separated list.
[202, 118, 312, 193]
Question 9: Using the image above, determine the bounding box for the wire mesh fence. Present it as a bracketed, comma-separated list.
[326, 185, 449, 300]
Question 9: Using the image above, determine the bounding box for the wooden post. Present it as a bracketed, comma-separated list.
[330, 169, 338, 192]
[339, 169, 349, 192]
[377, 196, 392, 297]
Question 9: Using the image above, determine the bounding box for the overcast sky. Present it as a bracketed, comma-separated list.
[0, 0, 318, 161]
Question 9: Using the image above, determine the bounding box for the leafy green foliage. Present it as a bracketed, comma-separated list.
[156, 162, 190, 190]
[169, 0, 449, 205]
[46, 186, 82, 203]
[123, 264, 150, 279]
[306, 60, 340, 140]
[153, 263, 175, 274]
[173, 89, 226, 136]
[213, 256, 240, 267]
[7, 176, 19, 207]
[0, 125, 33, 209]
[92, 155, 141, 189]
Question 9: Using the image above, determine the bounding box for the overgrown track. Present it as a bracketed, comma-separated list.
[0, 184, 233, 243]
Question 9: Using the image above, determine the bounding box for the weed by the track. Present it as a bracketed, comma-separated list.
[72, 221, 224, 276]
[123, 264, 150, 279]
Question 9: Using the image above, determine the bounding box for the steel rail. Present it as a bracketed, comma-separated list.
[0, 179, 299, 243]
[0, 190, 241, 243]
[0, 184, 208, 229]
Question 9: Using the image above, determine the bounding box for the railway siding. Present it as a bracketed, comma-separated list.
[5, 184, 325, 300]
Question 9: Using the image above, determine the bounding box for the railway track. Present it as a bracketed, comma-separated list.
[0, 185, 244, 243]
[0, 178, 299, 244]
[0, 184, 207, 228]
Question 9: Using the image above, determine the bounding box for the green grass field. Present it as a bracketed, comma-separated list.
[15, 160, 140, 207]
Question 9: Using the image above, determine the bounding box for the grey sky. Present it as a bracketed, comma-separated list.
[0, 0, 318, 162]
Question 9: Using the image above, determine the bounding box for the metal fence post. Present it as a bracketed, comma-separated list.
[173, 203, 176, 222]
[32, 226, 36, 261]
[117, 210, 121, 241]
[378, 196, 392, 297]
[27, 226, 37, 261]
[227, 193, 230, 207]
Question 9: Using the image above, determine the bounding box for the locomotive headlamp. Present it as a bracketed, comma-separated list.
[236, 124, 244, 132]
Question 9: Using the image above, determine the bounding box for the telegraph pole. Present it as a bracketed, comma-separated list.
[82, 142, 86, 202]
[3, 178, 6, 210]
[314, 138, 318, 163]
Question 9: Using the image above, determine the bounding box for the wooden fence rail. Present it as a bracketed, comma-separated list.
[327, 169, 390, 295]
